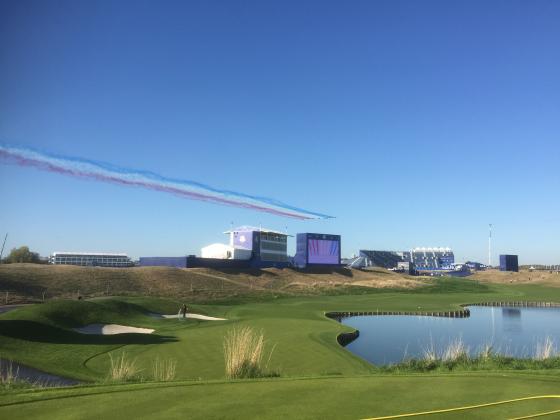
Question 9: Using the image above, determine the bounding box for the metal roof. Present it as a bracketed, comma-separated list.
[412, 247, 452, 253]
[52, 252, 129, 257]
[223, 225, 292, 236]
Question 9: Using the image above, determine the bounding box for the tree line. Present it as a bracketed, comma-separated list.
[1, 246, 46, 264]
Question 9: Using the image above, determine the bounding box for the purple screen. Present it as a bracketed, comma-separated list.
[308, 239, 339, 264]
[233, 231, 253, 250]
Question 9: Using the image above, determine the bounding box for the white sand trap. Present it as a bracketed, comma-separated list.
[74, 324, 155, 335]
[186, 313, 226, 321]
[150, 312, 226, 321]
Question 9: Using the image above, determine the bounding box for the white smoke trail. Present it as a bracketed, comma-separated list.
[0, 144, 333, 220]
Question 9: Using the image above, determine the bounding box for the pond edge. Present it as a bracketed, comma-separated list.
[326, 301, 560, 347]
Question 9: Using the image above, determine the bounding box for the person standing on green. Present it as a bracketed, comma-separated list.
[180, 304, 188, 319]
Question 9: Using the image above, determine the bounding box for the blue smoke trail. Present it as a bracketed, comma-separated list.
[0, 144, 334, 220]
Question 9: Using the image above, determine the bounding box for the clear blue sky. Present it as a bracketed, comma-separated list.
[1, 0, 559, 264]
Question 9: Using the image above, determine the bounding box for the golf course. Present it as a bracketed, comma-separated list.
[1, 265, 560, 419]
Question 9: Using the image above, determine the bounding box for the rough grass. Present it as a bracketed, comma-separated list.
[151, 357, 177, 382]
[381, 338, 560, 373]
[107, 352, 140, 382]
[223, 327, 277, 379]
[0, 358, 19, 389]
[0, 263, 426, 304]
[0, 359, 46, 390]
[535, 336, 558, 360]
[472, 268, 560, 286]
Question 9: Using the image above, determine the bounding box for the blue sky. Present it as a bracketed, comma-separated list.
[1, 0, 559, 263]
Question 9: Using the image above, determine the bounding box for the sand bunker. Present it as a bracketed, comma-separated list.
[150, 313, 226, 321]
[74, 324, 154, 335]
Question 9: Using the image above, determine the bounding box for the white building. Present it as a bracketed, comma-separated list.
[224, 226, 290, 263]
[200, 243, 252, 260]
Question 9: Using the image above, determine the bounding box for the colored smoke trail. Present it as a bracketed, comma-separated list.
[0, 144, 333, 220]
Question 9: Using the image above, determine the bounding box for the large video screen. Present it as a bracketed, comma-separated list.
[308, 239, 339, 264]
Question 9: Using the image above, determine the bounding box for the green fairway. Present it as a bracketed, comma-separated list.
[1, 277, 560, 418]
[1, 278, 560, 381]
[1, 374, 560, 419]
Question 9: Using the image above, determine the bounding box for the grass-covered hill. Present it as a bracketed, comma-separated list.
[0, 263, 424, 303]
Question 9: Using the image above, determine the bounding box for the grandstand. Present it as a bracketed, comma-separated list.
[359, 248, 454, 270]
[411, 247, 454, 270]
[50, 252, 133, 267]
[359, 250, 411, 269]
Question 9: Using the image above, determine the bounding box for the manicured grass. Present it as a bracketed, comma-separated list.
[2, 374, 560, 419]
[1, 278, 559, 382]
[1, 278, 560, 418]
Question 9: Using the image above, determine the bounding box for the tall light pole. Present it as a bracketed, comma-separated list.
[488, 224, 492, 267]
[0, 233, 7, 263]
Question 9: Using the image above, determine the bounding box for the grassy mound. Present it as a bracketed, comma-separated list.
[0, 263, 427, 303]
[0, 297, 199, 380]
[1, 297, 178, 328]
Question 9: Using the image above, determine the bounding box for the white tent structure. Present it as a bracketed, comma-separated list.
[201, 243, 252, 260]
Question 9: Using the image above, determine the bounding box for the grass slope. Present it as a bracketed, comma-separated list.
[0, 263, 424, 303]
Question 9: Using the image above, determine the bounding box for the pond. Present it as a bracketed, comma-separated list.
[341, 306, 560, 365]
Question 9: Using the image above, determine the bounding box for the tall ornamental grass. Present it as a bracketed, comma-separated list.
[151, 357, 177, 382]
[441, 338, 469, 362]
[223, 326, 277, 379]
[107, 352, 140, 382]
[383, 336, 560, 373]
[535, 336, 557, 360]
[0, 359, 20, 388]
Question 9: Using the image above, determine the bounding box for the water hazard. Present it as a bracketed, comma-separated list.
[341, 306, 560, 365]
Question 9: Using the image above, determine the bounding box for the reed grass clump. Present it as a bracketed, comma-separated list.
[381, 337, 560, 373]
[107, 352, 141, 382]
[535, 336, 557, 360]
[0, 358, 53, 389]
[442, 338, 469, 362]
[151, 357, 177, 382]
[223, 326, 277, 379]
[422, 342, 437, 363]
[479, 343, 494, 361]
[0, 359, 20, 389]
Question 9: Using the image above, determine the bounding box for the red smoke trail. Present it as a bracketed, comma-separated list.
[0, 150, 311, 220]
